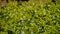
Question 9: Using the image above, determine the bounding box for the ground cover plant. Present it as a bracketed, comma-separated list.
[0, 0, 60, 34]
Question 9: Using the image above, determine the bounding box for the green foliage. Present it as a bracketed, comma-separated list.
[0, 0, 60, 34]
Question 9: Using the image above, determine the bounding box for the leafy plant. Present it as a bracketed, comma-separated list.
[0, 0, 60, 34]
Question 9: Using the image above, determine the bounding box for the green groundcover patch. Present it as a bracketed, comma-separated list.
[0, 0, 60, 34]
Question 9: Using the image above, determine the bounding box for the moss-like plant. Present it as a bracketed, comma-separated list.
[0, 0, 60, 34]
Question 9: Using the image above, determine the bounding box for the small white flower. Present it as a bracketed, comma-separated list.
[39, 27, 42, 29]
[18, 22, 20, 25]
[31, 32, 34, 34]
[21, 20, 24, 22]
[6, 16, 8, 19]
[21, 31, 24, 34]
[48, 4, 50, 7]
[20, 13, 23, 15]
[28, 19, 30, 21]
[30, 23, 33, 26]
[53, 21, 56, 23]
[35, 10, 37, 12]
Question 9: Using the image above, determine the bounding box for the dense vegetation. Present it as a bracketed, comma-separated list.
[0, 0, 60, 34]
